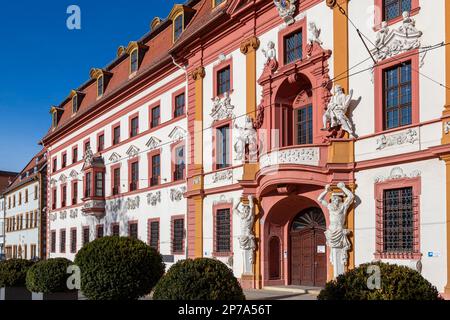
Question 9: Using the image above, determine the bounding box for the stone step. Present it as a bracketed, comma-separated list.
[262, 286, 322, 296]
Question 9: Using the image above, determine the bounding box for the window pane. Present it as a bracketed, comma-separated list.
[173, 219, 184, 253]
[217, 67, 231, 96]
[131, 50, 138, 73]
[296, 105, 313, 145]
[284, 31, 302, 64]
[174, 15, 183, 40]
[150, 221, 159, 250]
[216, 209, 231, 252]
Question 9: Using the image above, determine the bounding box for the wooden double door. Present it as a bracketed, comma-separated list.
[290, 208, 327, 287]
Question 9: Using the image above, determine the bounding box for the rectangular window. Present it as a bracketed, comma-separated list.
[384, 0, 411, 21]
[95, 172, 104, 197]
[151, 106, 160, 128]
[85, 172, 92, 198]
[172, 219, 184, 254]
[284, 30, 303, 64]
[97, 75, 104, 96]
[51, 231, 56, 253]
[25, 189, 28, 203]
[216, 209, 231, 253]
[113, 125, 121, 145]
[34, 211, 38, 228]
[72, 95, 78, 113]
[83, 227, 90, 245]
[84, 141, 91, 154]
[70, 229, 77, 254]
[52, 112, 58, 128]
[98, 134, 105, 152]
[130, 49, 139, 73]
[130, 116, 139, 137]
[130, 161, 139, 191]
[129, 222, 138, 239]
[73, 147, 78, 164]
[174, 93, 185, 118]
[174, 15, 183, 41]
[174, 146, 185, 181]
[62, 153, 67, 168]
[151, 154, 161, 186]
[217, 66, 231, 96]
[97, 225, 104, 239]
[72, 182, 78, 205]
[383, 187, 414, 253]
[383, 62, 412, 130]
[149, 221, 160, 250]
[60, 229, 66, 253]
[113, 167, 120, 195]
[216, 125, 230, 170]
[112, 224, 120, 236]
[296, 105, 313, 145]
[62, 185, 67, 207]
[52, 189, 57, 210]
[34, 185, 38, 200]
[53, 158, 57, 173]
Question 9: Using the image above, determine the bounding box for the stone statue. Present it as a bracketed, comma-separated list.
[308, 22, 323, 45]
[234, 195, 256, 273]
[398, 11, 418, 35]
[318, 183, 355, 278]
[84, 145, 94, 167]
[375, 21, 389, 47]
[261, 41, 277, 63]
[234, 116, 258, 162]
[210, 91, 235, 122]
[321, 85, 356, 138]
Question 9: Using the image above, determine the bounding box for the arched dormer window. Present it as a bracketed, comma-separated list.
[68, 90, 85, 114]
[168, 5, 195, 43]
[90, 68, 112, 98]
[126, 41, 149, 76]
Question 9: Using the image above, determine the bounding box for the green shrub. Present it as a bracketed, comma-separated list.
[74, 236, 164, 300]
[26, 258, 74, 293]
[153, 258, 245, 300]
[0, 259, 35, 287]
[318, 262, 442, 300]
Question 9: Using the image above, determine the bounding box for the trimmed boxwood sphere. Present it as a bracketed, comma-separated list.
[26, 258, 74, 294]
[153, 258, 245, 300]
[318, 262, 442, 300]
[0, 259, 35, 287]
[74, 236, 164, 300]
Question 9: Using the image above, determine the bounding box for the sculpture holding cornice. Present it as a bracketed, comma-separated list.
[147, 191, 161, 206]
[308, 22, 323, 46]
[318, 183, 355, 279]
[372, 11, 422, 62]
[210, 92, 235, 123]
[84, 146, 94, 167]
[234, 195, 256, 274]
[321, 85, 356, 138]
[273, 0, 296, 25]
[234, 116, 258, 162]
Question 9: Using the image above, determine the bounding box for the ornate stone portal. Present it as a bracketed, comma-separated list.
[234, 196, 256, 275]
[318, 183, 355, 278]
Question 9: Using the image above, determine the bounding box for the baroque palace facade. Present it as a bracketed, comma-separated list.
[40, 0, 450, 295]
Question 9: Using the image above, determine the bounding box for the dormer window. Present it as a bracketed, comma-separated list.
[174, 14, 183, 41]
[130, 49, 139, 74]
[52, 111, 58, 128]
[213, 0, 226, 7]
[72, 94, 78, 113]
[97, 75, 104, 97]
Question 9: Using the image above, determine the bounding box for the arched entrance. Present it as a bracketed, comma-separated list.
[290, 207, 326, 286]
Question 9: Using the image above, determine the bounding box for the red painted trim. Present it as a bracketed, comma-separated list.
[212, 58, 233, 98]
[148, 100, 161, 129]
[128, 157, 140, 191]
[172, 87, 186, 119]
[171, 214, 185, 255]
[374, 0, 420, 30]
[104, 179, 186, 200]
[147, 218, 160, 251]
[278, 16, 308, 68]
[147, 149, 161, 187]
[70, 227, 77, 254]
[212, 119, 232, 171]
[128, 111, 140, 138]
[374, 176, 422, 260]
[374, 49, 420, 133]
[212, 202, 233, 257]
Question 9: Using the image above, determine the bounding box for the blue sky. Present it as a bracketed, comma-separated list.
[0, 0, 178, 172]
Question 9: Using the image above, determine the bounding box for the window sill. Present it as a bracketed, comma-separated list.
[212, 252, 233, 257]
[375, 252, 422, 260]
